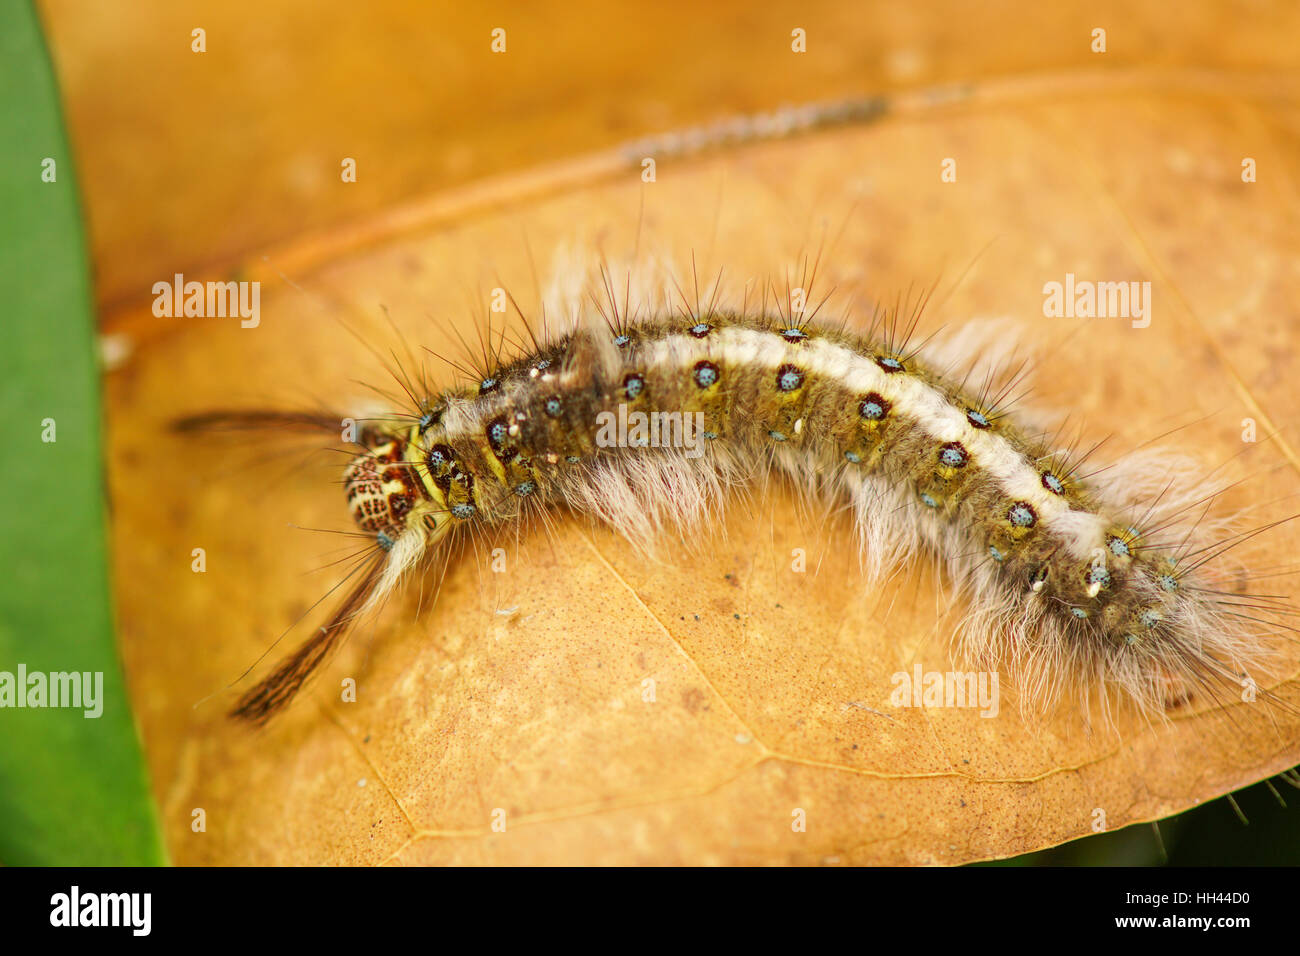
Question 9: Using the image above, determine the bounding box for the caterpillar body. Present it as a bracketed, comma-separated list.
[197, 294, 1286, 725]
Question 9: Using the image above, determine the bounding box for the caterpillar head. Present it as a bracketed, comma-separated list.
[343, 438, 419, 549]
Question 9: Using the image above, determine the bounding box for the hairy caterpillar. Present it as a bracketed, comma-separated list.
[179, 268, 1293, 727]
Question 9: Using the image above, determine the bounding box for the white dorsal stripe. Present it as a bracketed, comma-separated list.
[642, 326, 1108, 556]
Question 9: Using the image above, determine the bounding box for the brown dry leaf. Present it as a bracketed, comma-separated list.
[102, 68, 1300, 864]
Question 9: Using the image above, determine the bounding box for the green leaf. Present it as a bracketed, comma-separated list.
[0, 0, 167, 865]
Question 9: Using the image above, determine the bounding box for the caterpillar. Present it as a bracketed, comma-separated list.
[179, 267, 1293, 727]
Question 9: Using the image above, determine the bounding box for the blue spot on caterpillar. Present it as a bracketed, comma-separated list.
[1007, 502, 1036, 528]
[776, 364, 805, 392]
[859, 394, 889, 420]
[940, 442, 968, 468]
[692, 361, 719, 388]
